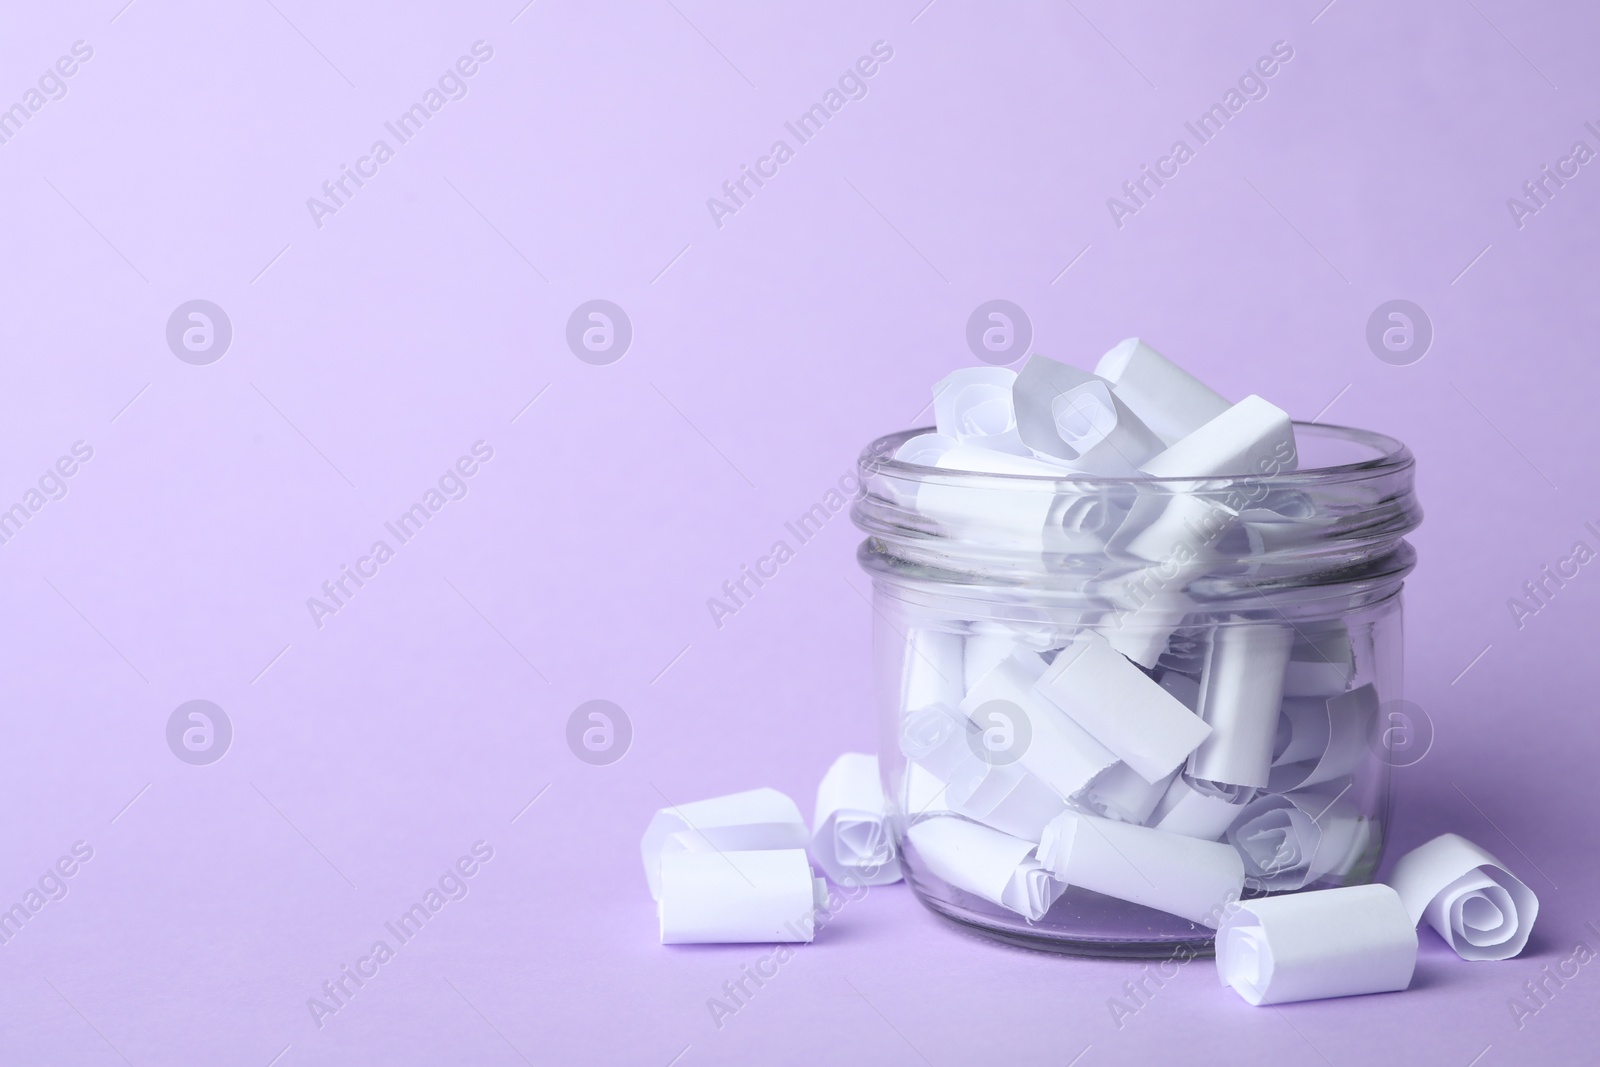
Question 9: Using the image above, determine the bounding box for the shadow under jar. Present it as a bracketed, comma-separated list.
[852, 422, 1422, 957]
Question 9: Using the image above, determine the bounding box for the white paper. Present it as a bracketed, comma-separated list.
[658, 847, 820, 944]
[1138, 395, 1297, 480]
[902, 760, 953, 817]
[1094, 337, 1231, 447]
[1228, 784, 1371, 891]
[1104, 493, 1237, 667]
[1012, 355, 1165, 473]
[1386, 833, 1539, 961]
[811, 753, 902, 886]
[1035, 631, 1212, 783]
[641, 787, 808, 900]
[1080, 762, 1175, 825]
[906, 815, 1064, 921]
[1037, 810, 1244, 927]
[887, 432, 959, 507]
[932, 367, 1030, 453]
[961, 652, 1118, 801]
[1282, 620, 1357, 697]
[946, 757, 1068, 841]
[898, 702, 972, 780]
[915, 445, 1064, 551]
[1149, 775, 1250, 841]
[1268, 684, 1379, 793]
[900, 627, 965, 715]
[1216, 884, 1417, 1005]
[1187, 624, 1295, 789]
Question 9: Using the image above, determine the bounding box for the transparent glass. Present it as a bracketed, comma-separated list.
[852, 422, 1422, 957]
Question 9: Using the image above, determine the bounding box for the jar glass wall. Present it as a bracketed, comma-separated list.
[853, 422, 1422, 957]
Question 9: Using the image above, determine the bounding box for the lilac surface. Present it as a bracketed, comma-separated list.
[0, 0, 1596, 1063]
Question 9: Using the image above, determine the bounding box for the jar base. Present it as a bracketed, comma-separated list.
[916, 890, 1217, 960]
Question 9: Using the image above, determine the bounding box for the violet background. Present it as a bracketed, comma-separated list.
[0, 0, 1595, 1063]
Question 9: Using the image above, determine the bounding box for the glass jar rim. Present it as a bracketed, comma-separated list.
[862, 420, 1412, 488]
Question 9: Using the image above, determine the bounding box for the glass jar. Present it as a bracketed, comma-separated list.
[852, 422, 1422, 957]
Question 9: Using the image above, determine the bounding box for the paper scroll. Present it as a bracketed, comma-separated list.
[1149, 775, 1250, 841]
[811, 754, 902, 886]
[1282, 620, 1357, 697]
[906, 816, 1064, 921]
[658, 847, 823, 944]
[915, 445, 1065, 551]
[1080, 762, 1175, 825]
[945, 758, 1068, 842]
[900, 628, 965, 714]
[1228, 784, 1370, 891]
[1216, 884, 1417, 1005]
[1187, 624, 1294, 789]
[1012, 355, 1165, 473]
[1138, 395, 1297, 480]
[1035, 631, 1212, 783]
[641, 787, 808, 900]
[1037, 810, 1243, 926]
[1386, 833, 1539, 961]
[933, 367, 1029, 454]
[1268, 685, 1379, 792]
[961, 652, 1117, 801]
[899, 702, 972, 780]
[1094, 337, 1230, 447]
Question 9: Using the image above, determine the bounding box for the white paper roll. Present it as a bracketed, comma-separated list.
[945, 757, 1068, 841]
[641, 787, 808, 900]
[1036, 810, 1244, 926]
[1188, 624, 1295, 789]
[658, 848, 820, 944]
[1216, 884, 1417, 1005]
[915, 445, 1065, 551]
[1268, 684, 1379, 793]
[900, 627, 965, 714]
[1228, 784, 1371, 891]
[903, 761, 954, 819]
[1035, 631, 1212, 783]
[1138, 395, 1297, 480]
[907, 816, 1064, 921]
[961, 652, 1117, 802]
[1094, 338, 1231, 447]
[811, 753, 902, 886]
[933, 367, 1030, 454]
[1012, 355, 1165, 473]
[1149, 775, 1250, 841]
[1386, 833, 1539, 961]
[898, 702, 972, 781]
[1080, 762, 1175, 825]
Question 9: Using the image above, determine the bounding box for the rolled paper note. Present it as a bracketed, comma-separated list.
[1268, 684, 1379, 793]
[900, 627, 965, 714]
[932, 367, 1029, 454]
[1102, 589, 1195, 669]
[641, 787, 808, 900]
[812, 754, 902, 886]
[1150, 775, 1252, 841]
[887, 432, 959, 508]
[915, 445, 1064, 551]
[963, 632, 1020, 694]
[1187, 623, 1295, 789]
[903, 760, 954, 819]
[1138, 395, 1298, 480]
[906, 815, 1065, 921]
[1080, 762, 1175, 825]
[1216, 884, 1418, 1005]
[945, 757, 1068, 841]
[1094, 338, 1231, 447]
[1037, 810, 1244, 926]
[1012, 354, 1164, 473]
[1228, 784, 1370, 891]
[899, 702, 972, 780]
[1282, 620, 1357, 697]
[961, 652, 1117, 802]
[1035, 631, 1212, 783]
[658, 848, 821, 944]
[1386, 833, 1539, 961]
[1048, 485, 1130, 554]
[1103, 493, 1237, 667]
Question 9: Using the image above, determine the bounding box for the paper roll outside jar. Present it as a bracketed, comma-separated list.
[852, 341, 1421, 953]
